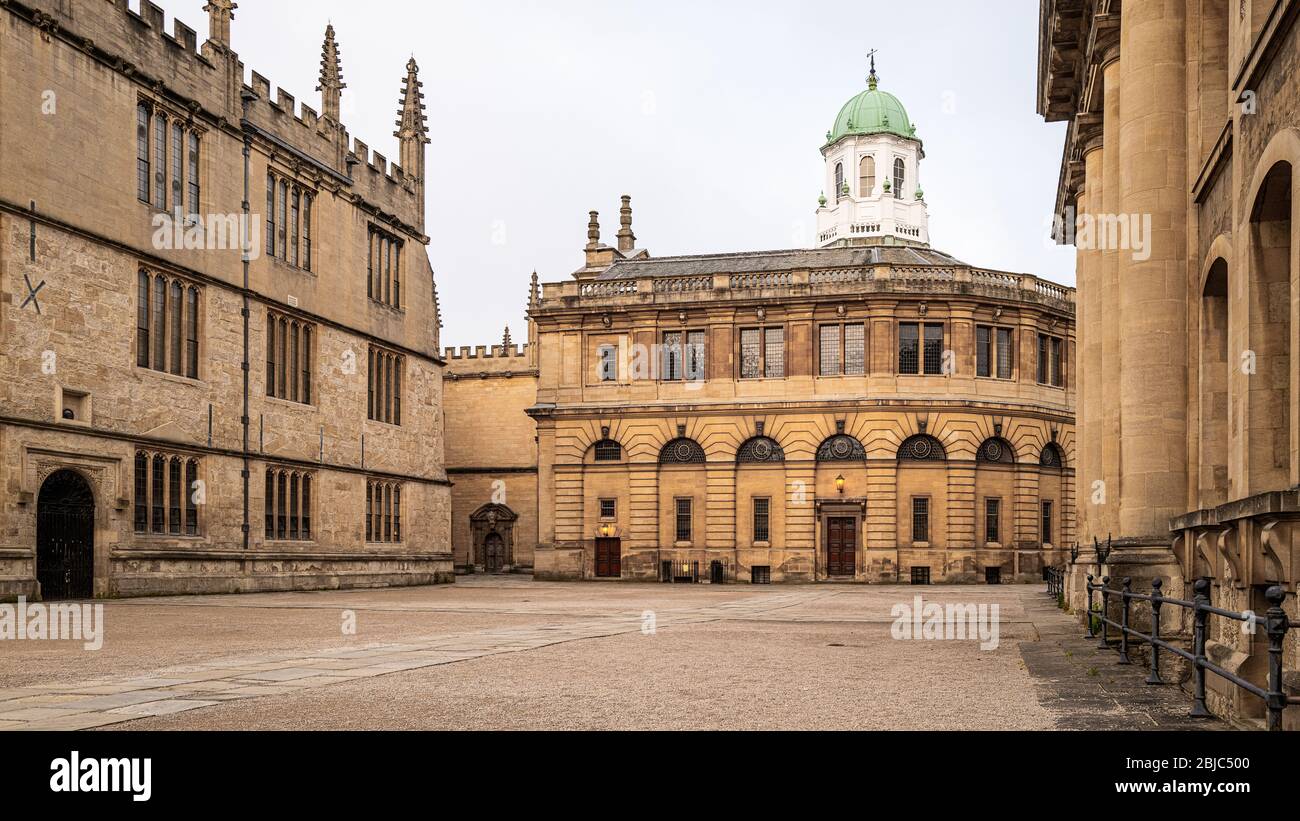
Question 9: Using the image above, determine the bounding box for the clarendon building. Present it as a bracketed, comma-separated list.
[1, 0, 453, 600]
[448, 65, 1080, 584]
[1039, 0, 1300, 725]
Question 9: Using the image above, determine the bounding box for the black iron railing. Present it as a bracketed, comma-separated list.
[1082, 575, 1298, 731]
[1045, 566, 1066, 601]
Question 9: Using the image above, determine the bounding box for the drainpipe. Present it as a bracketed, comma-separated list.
[239, 89, 256, 551]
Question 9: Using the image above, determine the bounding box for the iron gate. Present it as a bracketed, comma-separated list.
[36, 471, 95, 601]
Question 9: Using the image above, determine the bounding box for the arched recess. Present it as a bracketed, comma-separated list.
[974, 437, 1015, 546]
[658, 436, 708, 548]
[470, 503, 518, 572]
[737, 436, 786, 547]
[1199, 249, 1231, 507]
[897, 434, 947, 550]
[1245, 158, 1293, 492]
[36, 469, 96, 601]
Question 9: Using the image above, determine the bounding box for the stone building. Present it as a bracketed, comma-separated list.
[443, 322, 540, 574]
[1038, 0, 1299, 724]
[0, 0, 452, 600]
[516, 67, 1078, 583]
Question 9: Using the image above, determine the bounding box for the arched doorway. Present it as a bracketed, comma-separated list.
[36, 470, 95, 601]
[470, 503, 517, 574]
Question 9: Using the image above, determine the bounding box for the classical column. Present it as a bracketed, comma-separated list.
[1098, 55, 1123, 543]
[1077, 146, 1103, 547]
[1117, 1, 1189, 541]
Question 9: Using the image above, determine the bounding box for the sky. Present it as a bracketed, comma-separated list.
[152, 0, 1075, 347]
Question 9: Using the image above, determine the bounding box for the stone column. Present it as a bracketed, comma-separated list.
[1098, 56, 1123, 546]
[1117, 0, 1189, 542]
[1078, 146, 1104, 548]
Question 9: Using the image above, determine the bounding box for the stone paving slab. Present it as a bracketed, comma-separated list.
[0, 581, 1239, 732]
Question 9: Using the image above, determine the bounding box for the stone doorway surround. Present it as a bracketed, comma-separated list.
[814, 498, 866, 581]
[469, 503, 518, 574]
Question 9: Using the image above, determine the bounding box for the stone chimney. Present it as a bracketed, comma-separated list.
[617, 195, 636, 252]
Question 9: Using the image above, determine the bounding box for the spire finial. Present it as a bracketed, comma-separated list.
[394, 57, 431, 146]
[867, 49, 879, 90]
[529, 271, 541, 311]
[502, 325, 513, 350]
[586, 211, 601, 250]
[203, 0, 237, 49]
[317, 24, 345, 121]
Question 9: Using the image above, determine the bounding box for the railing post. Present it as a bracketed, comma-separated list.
[1265, 585, 1289, 732]
[1190, 578, 1213, 719]
[1085, 575, 1096, 639]
[1098, 577, 1111, 649]
[1146, 578, 1165, 685]
[1118, 578, 1133, 665]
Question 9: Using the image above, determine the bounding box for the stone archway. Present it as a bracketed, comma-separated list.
[470, 503, 518, 574]
[36, 469, 96, 601]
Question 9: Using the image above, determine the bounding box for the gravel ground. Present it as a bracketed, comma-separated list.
[7, 579, 1207, 731]
[110, 620, 1058, 730]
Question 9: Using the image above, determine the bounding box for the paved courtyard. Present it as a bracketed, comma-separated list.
[0, 578, 1223, 731]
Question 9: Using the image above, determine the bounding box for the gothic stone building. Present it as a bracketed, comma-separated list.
[1039, 0, 1300, 725]
[0, 0, 452, 600]
[510, 69, 1078, 584]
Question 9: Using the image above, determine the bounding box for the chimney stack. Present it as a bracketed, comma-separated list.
[586, 211, 601, 251]
[617, 195, 636, 253]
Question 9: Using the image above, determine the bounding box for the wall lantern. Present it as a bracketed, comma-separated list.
[599, 523, 616, 538]
[835, 475, 846, 495]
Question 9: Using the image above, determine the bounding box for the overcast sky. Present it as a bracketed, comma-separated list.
[155, 0, 1074, 347]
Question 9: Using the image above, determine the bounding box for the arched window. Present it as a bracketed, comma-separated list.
[660, 438, 706, 464]
[817, 434, 866, 462]
[976, 437, 1016, 464]
[834, 162, 845, 200]
[737, 436, 785, 464]
[859, 156, 875, 196]
[893, 157, 905, 200]
[899, 434, 945, 461]
[1040, 442, 1065, 468]
[593, 439, 622, 462]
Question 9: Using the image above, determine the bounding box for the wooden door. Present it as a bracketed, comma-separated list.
[826, 517, 856, 577]
[595, 538, 621, 578]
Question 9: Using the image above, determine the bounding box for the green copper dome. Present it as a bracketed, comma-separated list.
[826, 73, 917, 145]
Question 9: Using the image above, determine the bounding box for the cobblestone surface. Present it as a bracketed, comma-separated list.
[0, 578, 1228, 731]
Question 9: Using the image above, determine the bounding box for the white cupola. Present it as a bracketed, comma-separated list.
[815, 59, 930, 248]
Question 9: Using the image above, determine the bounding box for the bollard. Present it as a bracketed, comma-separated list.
[1118, 578, 1132, 665]
[1265, 586, 1289, 732]
[1146, 578, 1165, 685]
[1098, 577, 1111, 649]
[1085, 574, 1096, 639]
[1190, 578, 1212, 719]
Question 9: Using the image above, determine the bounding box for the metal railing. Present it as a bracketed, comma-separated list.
[1083, 575, 1297, 731]
[1045, 566, 1065, 600]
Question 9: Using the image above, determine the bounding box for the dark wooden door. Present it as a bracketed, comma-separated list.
[485, 533, 506, 573]
[826, 517, 856, 577]
[595, 538, 621, 578]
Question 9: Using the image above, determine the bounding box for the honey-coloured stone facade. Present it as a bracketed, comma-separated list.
[1039, 0, 1300, 726]
[0, 0, 452, 599]
[520, 211, 1077, 584]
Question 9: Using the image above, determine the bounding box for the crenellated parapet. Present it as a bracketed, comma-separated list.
[7, 0, 428, 237]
